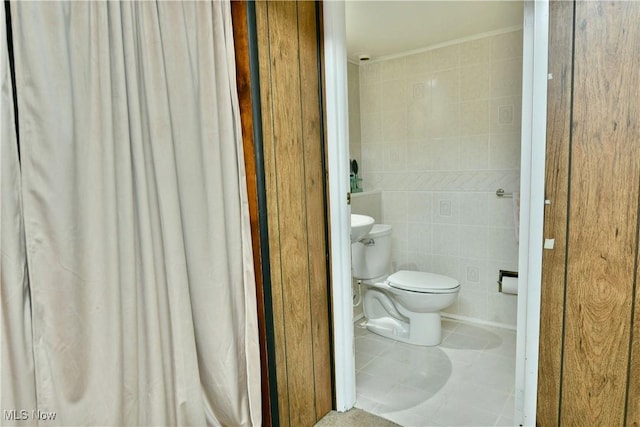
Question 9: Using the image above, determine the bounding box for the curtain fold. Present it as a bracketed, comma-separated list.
[1, 3, 38, 423]
[1, 1, 260, 425]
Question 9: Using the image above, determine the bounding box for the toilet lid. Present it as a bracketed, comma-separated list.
[387, 270, 460, 293]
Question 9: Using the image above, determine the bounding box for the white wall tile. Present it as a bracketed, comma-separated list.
[458, 257, 489, 288]
[429, 103, 459, 137]
[361, 143, 385, 172]
[382, 79, 408, 111]
[430, 137, 460, 171]
[403, 251, 433, 272]
[491, 58, 523, 98]
[359, 62, 381, 84]
[461, 63, 490, 101]
[392, 250, 409, 273]
[382, 108, 407, 142]
[459, 225, 489, 259]
[382, 142, 407, 171]
[360, 83, 382, 115]
[405, 51, 432, 76]
[459, 192, 489, 226]
[407, 106, 431, 141]
[382, 191, 409, 222]
[406, 141, 433, 170]
[407, 76, 432, 109]
[380, 57, 406, 81]
[432, 192, 460, 224]
[432, 255, 461, 280]
[491, 96, 522, 134]
[459, 135, 490, 171]
[361, 172, 384, 191]
[388, 221, 408, 268]
[490, 132, 521, 170]
[360, 111, 383, 144]
[431, 44, 460, 71]
[348, 63, 362, 165]
[431, 69, 460, 105]
[407, 191, 433, 222]
[359, 30, 522, 327]
[488, 228, 519, 264]
[460, 38, 490, 66]
[408, 222, 432, 254]
[490, 30, 523, 62]
[432, 224, 460, 256]
[448, 286, 488, 324]
[459, 99, 491, 135]
[488, 194, 516, 228]
[488, 292, 518, 326]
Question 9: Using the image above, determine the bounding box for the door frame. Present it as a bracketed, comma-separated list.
[516, 1, 549, 424]
[322, 1, 356, 412]
[322, 1, 549, 424]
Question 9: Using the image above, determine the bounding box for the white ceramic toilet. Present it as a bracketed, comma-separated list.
[352, 224, 460, 346]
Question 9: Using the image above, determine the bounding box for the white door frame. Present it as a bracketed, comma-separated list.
[517, 1, 549, 425]
[323, 1, 356, 412]
[323, 2, 549, 424]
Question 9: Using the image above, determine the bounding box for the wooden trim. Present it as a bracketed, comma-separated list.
[537, 1, 574, 424]
[230, 2, 273, 426]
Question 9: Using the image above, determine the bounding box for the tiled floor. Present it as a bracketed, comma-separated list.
[315, 408, 401, 427]
[354, 318, 516, 427]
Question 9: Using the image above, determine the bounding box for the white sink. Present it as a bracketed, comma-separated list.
[350, 214, 375, 242]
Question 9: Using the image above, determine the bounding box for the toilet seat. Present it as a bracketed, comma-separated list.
[386, 270, 460, 294]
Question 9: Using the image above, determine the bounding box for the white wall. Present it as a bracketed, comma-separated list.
[357, 30, 523, 327]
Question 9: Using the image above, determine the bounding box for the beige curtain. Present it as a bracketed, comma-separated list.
[1, 1, 261, 426]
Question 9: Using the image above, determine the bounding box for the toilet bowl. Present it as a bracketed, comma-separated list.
[352, 224, 460, 346]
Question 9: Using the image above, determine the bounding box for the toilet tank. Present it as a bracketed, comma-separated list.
[351, 224, 392, 280]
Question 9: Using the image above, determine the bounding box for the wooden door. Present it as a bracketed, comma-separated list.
[538, 1, 640, 425]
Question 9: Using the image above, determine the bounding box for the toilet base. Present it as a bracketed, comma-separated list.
[365, 312, 442, 346]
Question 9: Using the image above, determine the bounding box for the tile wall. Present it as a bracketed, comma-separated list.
[357, 30, 523, 327]
[348, 61, 363, 320]
[348, 61, 362, 166]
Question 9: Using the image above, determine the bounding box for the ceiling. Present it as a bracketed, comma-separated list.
[345, 1, 524, 61]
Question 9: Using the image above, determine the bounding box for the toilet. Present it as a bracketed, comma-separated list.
[352, 224, 460, 346]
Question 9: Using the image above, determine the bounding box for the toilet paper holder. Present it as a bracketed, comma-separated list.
[497, 270, 518, 293]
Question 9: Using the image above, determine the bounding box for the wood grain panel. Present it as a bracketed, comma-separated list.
[536, 2, 573, 425]
[255, 2, 290, 425]
[561, 2, 640, 425]
[297, 2, 333, 420]
[266, 4, 317, 425]
[255, 1, 333, 425]
[230, 4, 273, 426]
[627, 3, 640, 416]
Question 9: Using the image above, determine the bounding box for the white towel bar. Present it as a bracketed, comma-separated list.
[496, 188, 513, 198]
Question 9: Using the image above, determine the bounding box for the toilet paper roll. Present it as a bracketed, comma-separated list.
[500, 276, 518, 295]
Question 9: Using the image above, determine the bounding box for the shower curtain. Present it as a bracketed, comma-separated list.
[1, 1, 261, 426]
